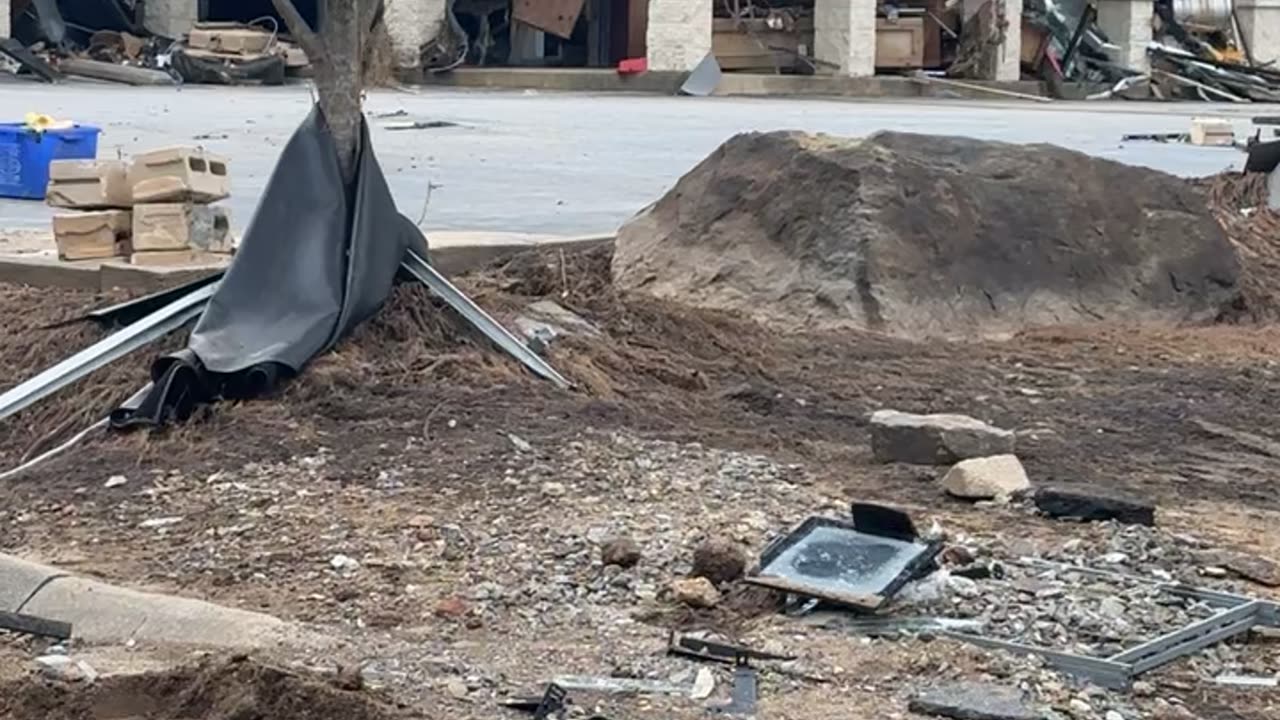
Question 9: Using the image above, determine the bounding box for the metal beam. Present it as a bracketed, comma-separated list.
[401, 250, 571, 389]
[0, 284, 214, 422]
[941, 631, 1133, 689]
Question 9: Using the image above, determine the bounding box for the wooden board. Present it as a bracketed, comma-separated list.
[876, 18, 925, 69]
[513, 0, 588, 40]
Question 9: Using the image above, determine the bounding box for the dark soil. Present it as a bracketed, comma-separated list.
[0, 656, 407, 720]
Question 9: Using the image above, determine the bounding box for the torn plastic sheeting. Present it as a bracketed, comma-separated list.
[111, 105, 426, 428]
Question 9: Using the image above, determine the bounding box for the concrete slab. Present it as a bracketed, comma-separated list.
[0, 555, 66, 613]
[20, 573, 286, 648]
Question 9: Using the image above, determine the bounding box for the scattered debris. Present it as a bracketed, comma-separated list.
[103, 474, 127, 488]
[709, 662, 757, 716]
[670, 577, 721, 609]
[58, 57, 175, 86]
[869, 410, 1016, 465]
[689, 667, 716, 700]
[35, 655, 98, 684]
[691, 538, 747, 584]
[138, 516, 183, 529]
[329, 554, 361, 572]
[747, 511, 942, 612]
[941, 454, 1030, 500]
[550, 675, 689, 696]
[908, 682, 1041, 720]
[383, 120, 460, 131]
[667, 632, 796, 664]
[1213, 673, 1279, 688]
[1034, 486, 1156, 527]
[679, 53, 722, 97]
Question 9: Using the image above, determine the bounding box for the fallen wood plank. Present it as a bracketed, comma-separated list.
[0, 609, 72, 640]
[1192, 418, 1280, 459]
[909, 72, 1053, 103]
[60, 58, 176, 86]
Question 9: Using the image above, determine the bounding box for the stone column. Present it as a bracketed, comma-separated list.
[646, 0, 713, 72]
[1096, 0, 1153, 72]
[815, 0, 877, 77]
[991, 0, 1022, 81]
[385, 0, 448, 70]
[1238, 0, 1280, 66]
[0, 0, 10, 40]
[144, 0, 199, 39]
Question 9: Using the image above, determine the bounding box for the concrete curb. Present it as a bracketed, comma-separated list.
[0, 553, 287, 649]
[0, 232, 616, 292]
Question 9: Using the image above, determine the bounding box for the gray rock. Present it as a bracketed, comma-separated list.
[1034, 486, 1155, 526]
[909, 682, 1040, 720]
[601, 537, 642, 568]
[942, 455, 1030, 499]
[691, 538, 747, 584]
[869, 410, 1016, 465]
[670, 577, 720, 609]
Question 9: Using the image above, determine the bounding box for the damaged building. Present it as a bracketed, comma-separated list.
[2, 0, 1278, 84]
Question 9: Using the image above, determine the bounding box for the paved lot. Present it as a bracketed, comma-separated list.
[1, 78, 1273, 234]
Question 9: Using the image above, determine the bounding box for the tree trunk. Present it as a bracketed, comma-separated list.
[271, 0, 380, 186]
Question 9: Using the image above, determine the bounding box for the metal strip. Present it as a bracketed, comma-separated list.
[0, 610, 72, 640]
[1110, 602, 1263, 667]
[400, 250, 571, 389]
[942, 632, 1133, 689]
[0, 284, 214, 422]
[1128, 616, 1260, 675]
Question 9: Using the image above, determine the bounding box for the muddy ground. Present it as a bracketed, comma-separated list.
[2, 178, 1280, 719]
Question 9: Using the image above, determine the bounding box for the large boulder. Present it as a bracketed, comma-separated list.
[613, 131, 1241, 338]
[870, 410, 1015, 464]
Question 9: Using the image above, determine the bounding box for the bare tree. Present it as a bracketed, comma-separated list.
[269, 0, 383, 185]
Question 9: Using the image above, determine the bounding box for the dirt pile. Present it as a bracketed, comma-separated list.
[613, 131, 1242, 339]
[0, 656, 404, 720]
[1205, 170, 1280, 321]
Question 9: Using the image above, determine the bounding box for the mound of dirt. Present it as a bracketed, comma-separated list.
[613, 131, 1241, 338]
[0, 656, 404, 720]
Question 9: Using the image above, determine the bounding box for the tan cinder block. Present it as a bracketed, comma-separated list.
[129, 147, 230, 203]
[188, 24, 273, 54]
[52, 210, 132, 260]
[132, 203, 232, 252]
[130, 249, 225, 267]
[46, 160, 132, 209]
[1191, 117, 1234, 146]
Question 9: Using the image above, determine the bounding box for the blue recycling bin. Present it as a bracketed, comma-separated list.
[0, 123, 102, 200]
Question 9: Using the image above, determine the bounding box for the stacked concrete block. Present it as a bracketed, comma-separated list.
[51, 211, 132, 261]
[128, 147, 232, 266]
[46, 147, 233, 267]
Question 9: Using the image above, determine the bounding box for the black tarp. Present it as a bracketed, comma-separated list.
[112, 105, 428, 427]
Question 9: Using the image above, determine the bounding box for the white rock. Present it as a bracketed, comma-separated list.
[690, 667, 716, 699]
[540, 481, 567, 497]
[1101, 552, 1129, 564]
[1099, 597, 1127, 619]
[329, 554, 360, 572]
[36, 656, 97, 683]
[138, 516, 183, 529]
[104, 475, 128, 488]
[1106, 711, 1125, 720]
[941, 455, 1030, 500]
[507, 434, 533, 453]
[1068, 697, 1092, 716]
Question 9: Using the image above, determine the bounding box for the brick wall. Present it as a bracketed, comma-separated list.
[385, 0, 449, 69]
[646, 0, 712, 72]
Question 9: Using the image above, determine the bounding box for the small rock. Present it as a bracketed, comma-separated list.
[942, 455, 1030, 500]
[908, 682, 1040, 720]
[1131, 681, 1155, 697]
[434, 596, 469, 619]
[1100, 552, 1129, 564]
[1068, 698, 1091, 716]
[870, 410, 1016, 465]
[329, 554, 360, 572]
[138, 516, 183, 529]
[691, 538, 747, 584]
[332, 664, 365, 691]
[507, 434, 533, 453]
[540, 482, 567, 498]
[941, 545, 977, 566]
[690, 667, 716, 700]
[445, 677, 469, 699]
[601, 537, 642, 568]
[671, 577, 720, 609]
[1098, 597, 1126, 619]
[1034, 486, 1155, 527]
[1105, 712, 1124, 720]
[104, 475, 128, 488]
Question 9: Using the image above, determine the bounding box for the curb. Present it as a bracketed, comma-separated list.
[0, 553, 286, 649]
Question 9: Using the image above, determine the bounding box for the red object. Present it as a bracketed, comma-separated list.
[618, 57, 648, 75]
